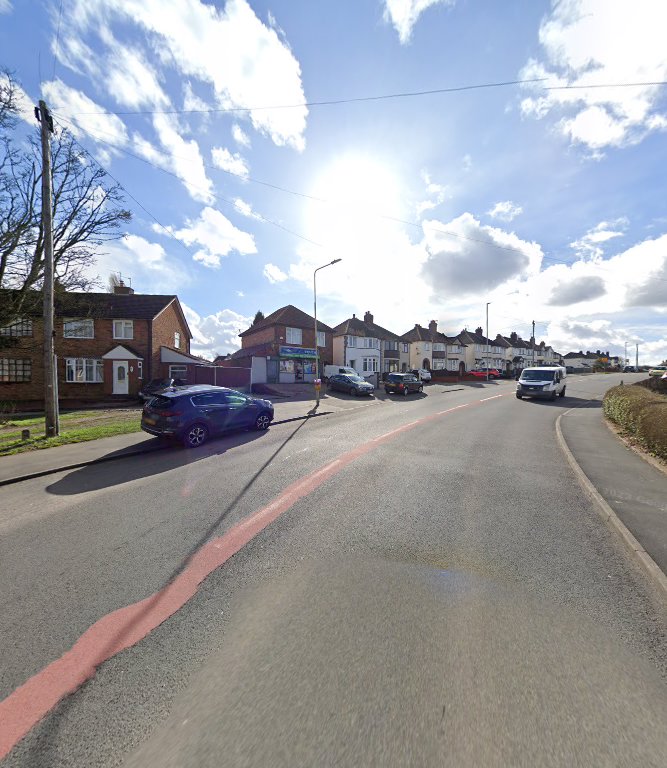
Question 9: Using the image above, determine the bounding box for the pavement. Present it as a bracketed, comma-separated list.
[1, 380, 665, 592]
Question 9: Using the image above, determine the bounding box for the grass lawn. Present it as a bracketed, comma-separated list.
[0, 409, 143, 456]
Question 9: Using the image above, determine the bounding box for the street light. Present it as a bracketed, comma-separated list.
[486, 302, 491, 381]
[314, 258, 342, 407]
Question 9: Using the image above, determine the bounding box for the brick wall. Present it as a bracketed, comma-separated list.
[151, 301, 191, 378]
[241, 325, 276, 348]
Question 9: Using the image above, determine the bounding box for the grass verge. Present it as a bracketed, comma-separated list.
[603, 384, 667, 461]
[0, 411, 142, 456]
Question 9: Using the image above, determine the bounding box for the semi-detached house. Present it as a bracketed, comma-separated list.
[0, 285, 195, 405]
[399, 321, 466, 374]
[332, 311, 401, 377]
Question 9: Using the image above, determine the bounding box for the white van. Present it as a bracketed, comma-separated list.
[323, 365, 359, 380]
[516, 366, 567, 401]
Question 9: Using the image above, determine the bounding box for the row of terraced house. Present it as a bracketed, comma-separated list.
[0, 289, 563, 404]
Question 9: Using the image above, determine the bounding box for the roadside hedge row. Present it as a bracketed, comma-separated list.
[603, 384, 667, 460]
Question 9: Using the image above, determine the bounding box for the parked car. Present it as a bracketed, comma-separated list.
[327, 373, 374, 397]
[470, 367, 501, 379]
[411, 368, 432, 382]
[323, 365, 359, 379]
[384, 372, 423, 396]
[139, 377, 187, 401]
[141, 385, 274, 447]
[623, 365, 636, 373]
[648, 366, 667, 377]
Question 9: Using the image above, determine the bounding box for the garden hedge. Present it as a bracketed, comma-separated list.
[603, 384, 667, 460]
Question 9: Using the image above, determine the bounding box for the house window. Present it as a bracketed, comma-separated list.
[137, 361, 143, 379]
[286, 327, 302, 345]
[432, 359, 446, 370]
[64, 319, 94, 338]
[448, 358, 459, 371]
[65, 358, 103, 383]
[450, 345, 460, 353]
[423, 342, 431, 352]
[0, 358, 32, 382]
[174, 331, 181, 348]
[402, 343, 409, 353]
[113, 320, 134, 339]
[0, 318, 33, 337]
[433, 343, 444, 352]
[362, 357, 378, 373]
[384, 340, 398, 351]
[169, 364, 187, 378]
[316, 331, 326, 347]
[345, 335, 357, 348]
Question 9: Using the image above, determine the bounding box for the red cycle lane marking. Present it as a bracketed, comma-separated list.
[0, 392, 508, 759]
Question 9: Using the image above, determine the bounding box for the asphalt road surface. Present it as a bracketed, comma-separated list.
[1, 373, 666, 767]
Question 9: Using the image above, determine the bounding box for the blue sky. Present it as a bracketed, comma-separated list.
[1, 0, 666, 362]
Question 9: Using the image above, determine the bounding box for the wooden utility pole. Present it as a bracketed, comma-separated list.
[37, 100, 59, 436]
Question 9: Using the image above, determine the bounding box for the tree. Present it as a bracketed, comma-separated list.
[252, 311, 265, 326]
[0, 70, 131, 328]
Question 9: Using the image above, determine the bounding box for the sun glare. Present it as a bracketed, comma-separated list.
[308, 154, 403, 250]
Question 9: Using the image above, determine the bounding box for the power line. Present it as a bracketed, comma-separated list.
[53, 114, 667, 285]
[57, 78, 667, 117]
[53, 115, 324, 251]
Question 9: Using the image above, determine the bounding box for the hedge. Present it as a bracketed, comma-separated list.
[603, 384, 667, 460]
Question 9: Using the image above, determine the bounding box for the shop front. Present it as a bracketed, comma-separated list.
[278, 345, 317, 383]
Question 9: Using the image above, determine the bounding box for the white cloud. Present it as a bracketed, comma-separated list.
[422, 213, 542, 295]
[233, 198, 262, 220]
[263, 263, 288, 284]
[519, 0, 667, 150]
[383, 0, 455, 44]
[211, 146, 249, 178]
[0, 1, 13, 14]
[181, 304, 252, 359]
[85, 234, 192, 294]
[173, 206, 256, 268]
[42, 79, 129, 148]
[105, 44, 169, 109]
[183, 81, 209, 113]
[236, 290, 245, 297]
[65, 0, 308, 150]
[416, 170, 447, 216]
[232, 123, 251, 148]
[137, 113, 213, 203]
[487, 201, 523, 222]
[547, 275, 606, 306]
[570, 218, 627, 258]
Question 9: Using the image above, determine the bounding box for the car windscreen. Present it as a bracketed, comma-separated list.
[522, 370, 554, 381]
[147, 395, 173, 409]
[345, 375, 365, 382]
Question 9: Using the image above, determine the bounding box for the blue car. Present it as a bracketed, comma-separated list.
[141, 385, 274, 447]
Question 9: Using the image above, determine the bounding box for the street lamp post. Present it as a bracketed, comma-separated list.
[486, 302, 491, 381]
[314, 258, 342, 407]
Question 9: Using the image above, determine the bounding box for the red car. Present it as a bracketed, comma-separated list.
[470, 368, 501, 379]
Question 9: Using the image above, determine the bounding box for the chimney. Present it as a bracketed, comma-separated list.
[364, 311, 374, 324]
[428, 320, 437, 335]
[113, 281, 134, 295]
[510, 331, 518, 342]
[475, 326, 483, 336]
[352, 313, 356, 319]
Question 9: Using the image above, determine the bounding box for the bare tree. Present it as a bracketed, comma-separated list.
[0, 71, 131, 328]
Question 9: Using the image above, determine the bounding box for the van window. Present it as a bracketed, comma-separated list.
[522, 370, 555, 382]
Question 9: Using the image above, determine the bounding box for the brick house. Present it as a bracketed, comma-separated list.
[227, 305, 334, 384]
[0, 285, 196, 406]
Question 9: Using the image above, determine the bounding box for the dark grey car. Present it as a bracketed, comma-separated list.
[327, 373, 375, 397]
[141, 385, 274, 447]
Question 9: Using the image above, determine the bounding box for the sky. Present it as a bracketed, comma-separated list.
[1, 0, 666, 363]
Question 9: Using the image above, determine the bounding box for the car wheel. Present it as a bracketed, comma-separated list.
[403, 387, 409, 396]
[385, 388, 391, 394]
[183, 423, 208, 448]
[254, 411, 271, 430]
[349, 386, 356, 396]
[419, 386, 423, 393]
[559, 387, 566, 398]
[550, 391, 557, 401]
[516, 393, 523, 399]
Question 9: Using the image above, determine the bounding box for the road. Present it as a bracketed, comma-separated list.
[1, 373, 666, 766]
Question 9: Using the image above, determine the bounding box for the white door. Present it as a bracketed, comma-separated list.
[113, 361, 129, 395]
